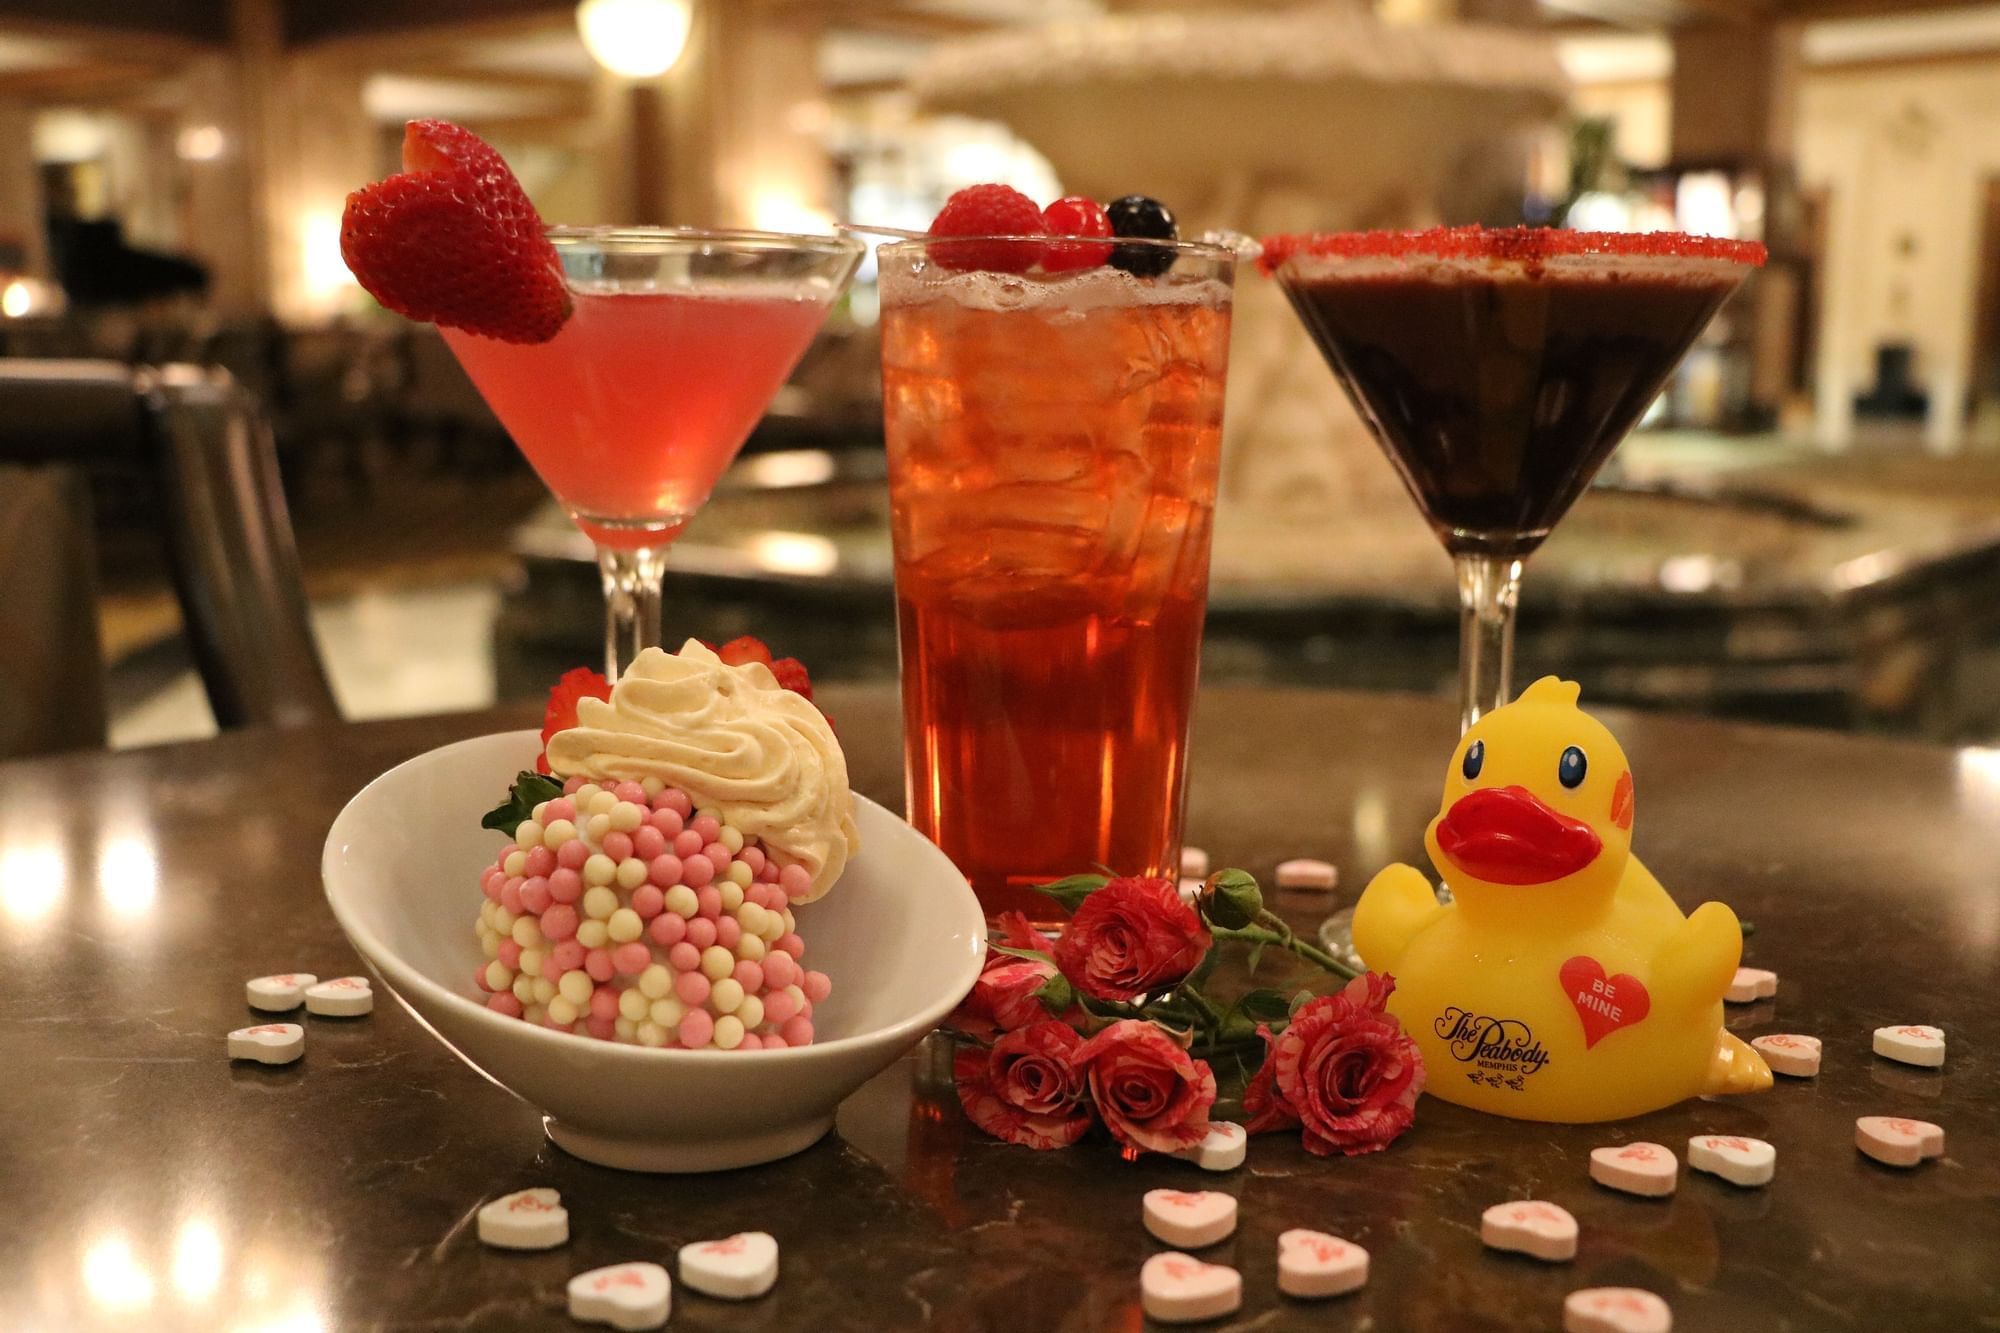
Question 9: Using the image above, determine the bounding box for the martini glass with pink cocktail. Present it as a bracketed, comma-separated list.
[443, 227, 863, 679]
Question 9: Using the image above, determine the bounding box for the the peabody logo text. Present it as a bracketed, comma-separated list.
[1434, 1008, 1552, 1090]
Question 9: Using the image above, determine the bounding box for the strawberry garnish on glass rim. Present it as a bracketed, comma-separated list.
[536, 667, 612, 775]
[340, 119, 572, 344]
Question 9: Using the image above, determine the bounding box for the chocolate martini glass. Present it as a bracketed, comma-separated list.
[1260, 226, 1764, 956]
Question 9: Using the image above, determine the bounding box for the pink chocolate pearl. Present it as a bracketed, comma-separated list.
[716, 916, 741, 949]
[474, 965, 493, 993]
[777, 933, 806, 959]
[546, 868, 583, 904]
[739, 846, 766, 876]
[691, 815, 721, 844]
[487, 992, 524, 1018]
[552, 940, 586, 973]
[703, 845, 733, 875]
[585, 1015, 618, 1041]
[633, 826, 667, 861]
[804, 970, 832, 1003]
[543, 797, 576, 822]
[540, 905, 579, 942]
[519, 877, 552, 914]
[762, 953, 798, 990]
[780, 1016, 813, 1046]
[601, 831, 634, 863]
[685, 917, 718, 950]
[631, 885, 665, 919]
[678, 1008, 713, 1047]
[584, 948, 616, 982]
[524, 846, 556, 878]
[667, 942, 701, 972]
[481, 869, 505, 901]
[650, 807, 685, 837]
[646, 854, 684, 889]
[732, 960, 764, 992]
[762, 987, 799, 1025]
[561, 776, 584, 795]
[761, 1032, 787, 1049]
[497, 939, 522, 969]
[675, 971, 711, 1006]
[613, 782, 647, 805]
[612, 942, 651, 975]
[649, 913, 687, 947]
[682, 856, 715, 889]
[557, 839, 589, 871]
[660, 788, 692, 817]
[500, 879, 524, 914]
[736, 1033, 763, 1051]
[696, 886, 722, 918]
[779, 863, 812, 900]
[589, 986, 620, 1021]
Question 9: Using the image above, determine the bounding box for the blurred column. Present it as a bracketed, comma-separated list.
[694, 0, 833, 229]
[0, 104, 47, 278]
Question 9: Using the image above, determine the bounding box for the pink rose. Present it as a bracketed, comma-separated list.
[1053, 877, 1211, 1003]
[954, 1020, 1093, 1150]
[1072, 1019, 1216, 1153]
[948, 913, 1063, 1041]
[1271, 972, 1425, 1157]
[1241, 1024, 1301, 1135]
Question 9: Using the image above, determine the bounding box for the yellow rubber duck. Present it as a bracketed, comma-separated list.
[1353, 677, 1771, 1123]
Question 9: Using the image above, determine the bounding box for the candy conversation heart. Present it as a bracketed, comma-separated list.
[1588, 1141, 1677, 1198]
[305, 976, 373, 1017]
[568, 1263, 671, 1331]
[1724, 967, 1777, 1003]
[477, 1188, 568, 1250]
[1855, 1116, 1944, 1168]
[1172, 1121, 1247, 1173]
[678, 1231, 778, 1300]
[1277, 1229, 1368, 1298]
[1687, 1134, 1775, 1187]
[1750, 1033, 1821, 1078]
[1142, 1189, 1238, 1248]
[1140, 1252, 1242, 1324]
[1872, 1024, 1944, 1069]
[227, 1023, 303, 1066]
[1480, 1200, 1577, 1262]
[246, 973, 316, 1012]
[1564, 1287, 1673, 1333]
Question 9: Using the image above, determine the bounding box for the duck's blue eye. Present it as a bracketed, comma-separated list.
[1462, 740, 1484, 780]
[1558, 746, 1588, 789]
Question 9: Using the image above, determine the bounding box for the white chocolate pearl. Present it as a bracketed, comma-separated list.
[558, 970, 593, 1006]
[736, 994, 765, 1030]
[532, 801, 550, 823]
[532, 977, 556, 1004]
[615, 858, 648, 891]
[711, 978, 745, 1014]
[547, 996, 579, 1026]
[511, 915, 542, 948]
[576, 920, 610, 950]
[760, 914, 786, 944]
[636, 1021, 666, 1047]
[485, 960, 514, 992]
[719, 826, 744, 854]
[725, 861, 752, 888]
[585, 813, 612, 843]
[719, 882, 745, 913]
[524, 1003, 547, 1024]
[713, 1015, 745, 1050]
[583, 887, 619, 921]
[738, 903, 768, 936]
[492, 906, 517, 933]
[609, 802, 643, 833]
[614, 1016, 637, 1042]
[784, 984, 805, 1011]
[641, 776, 664, 797]
[618, 987, 650, 1022]
[649, 997, 685, 1028]
[664, 886, 699, 918]
[607, 908, 643, 943]
[481, 932, 501, 960]
[511, 974, 535, 1004]
[587, 790, 617, 816]
[519, 947, 544, 978]
[781, 909, 795, 934]
[542, 819, 577, 848]
[515, 820, 544, 851]
[735, 933, 766, 962]
[583, 854, 617, 887]
[638, 964, 673, 999]
[479, 901, 495, 928]
[503, 851, 527, 877]
[701, 946, 736, 981]
[575, 783, 602, 804]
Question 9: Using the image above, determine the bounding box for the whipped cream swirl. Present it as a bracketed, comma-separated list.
[544, 641, 858, 901]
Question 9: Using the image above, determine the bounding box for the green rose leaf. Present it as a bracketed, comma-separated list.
[1032, 972, 1074, 1015]
[480, 771, 566, 834]
[1033, 874, 1109, 912]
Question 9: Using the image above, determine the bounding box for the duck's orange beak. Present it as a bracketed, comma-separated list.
[1436, 786, 1602, 886]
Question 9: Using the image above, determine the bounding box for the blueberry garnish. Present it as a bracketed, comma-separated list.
[1462, 739, 1484, 781]
[1558, 746, 1587, 789]
[1107, 195, 1177, 277]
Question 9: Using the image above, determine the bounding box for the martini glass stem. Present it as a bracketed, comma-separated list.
[596, 543, 670, 681]
[1454, 553, 1523, 733]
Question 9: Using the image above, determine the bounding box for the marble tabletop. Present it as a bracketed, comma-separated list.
[5, 687, 1995, 1331]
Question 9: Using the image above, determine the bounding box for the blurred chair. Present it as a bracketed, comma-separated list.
[0, 465, 107, 756]
[0, 360, 338, 747]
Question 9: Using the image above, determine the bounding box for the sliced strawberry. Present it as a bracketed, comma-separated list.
[928, 183, 1047, 275]
[537, 666, 611, 774]
[340, 119, 571, 344]
[716, 635, 776, 668]
[770, 657, 813, 701]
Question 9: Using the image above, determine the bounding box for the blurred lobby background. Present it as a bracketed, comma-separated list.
[3, 0, 1999, 755]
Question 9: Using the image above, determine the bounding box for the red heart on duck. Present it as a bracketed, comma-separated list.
[1560, 956, 1650, 1049]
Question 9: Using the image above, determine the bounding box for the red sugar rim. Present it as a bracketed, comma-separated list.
[1258, 226, 1767, 275]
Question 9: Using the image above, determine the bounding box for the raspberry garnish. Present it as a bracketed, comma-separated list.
[1257, 226, 1768, 275]
[1040, 196, 1113, 274]
[538, 667, 611, 774]
[340, 119, 572, 344]
[927, 184, 1047, 275]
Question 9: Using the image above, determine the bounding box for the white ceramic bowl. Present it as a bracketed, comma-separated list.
[322, 730, 985, 1172]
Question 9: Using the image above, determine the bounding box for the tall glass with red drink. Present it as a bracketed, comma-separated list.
[879, 236, 1237, 923]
